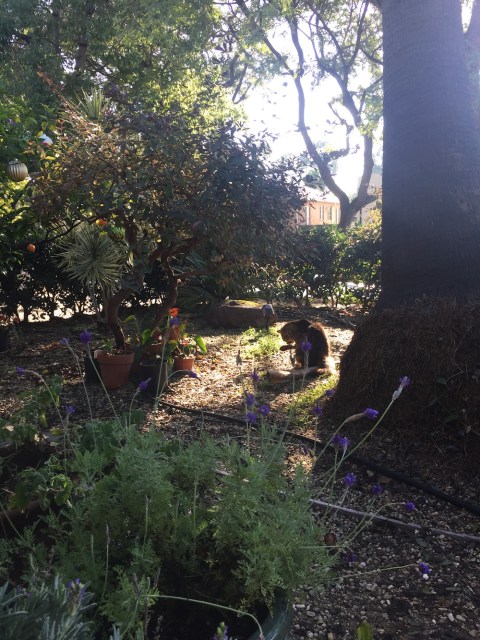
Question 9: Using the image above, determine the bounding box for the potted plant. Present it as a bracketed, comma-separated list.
[169, 314, 207, 372]
[172, 334, 207, 371]
[94, 338, 134, 389]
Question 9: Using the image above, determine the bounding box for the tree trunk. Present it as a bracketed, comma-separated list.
[378, 0, 480, 308]
[326, 1, 480, 467]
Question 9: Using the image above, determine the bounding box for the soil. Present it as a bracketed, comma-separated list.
[0, 306, 479, 640]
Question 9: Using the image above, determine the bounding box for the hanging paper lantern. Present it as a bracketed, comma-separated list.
[6, 160, 29, 182]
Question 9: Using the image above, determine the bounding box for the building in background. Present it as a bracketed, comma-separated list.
[294, 168, 382, 228]
[294, 188, 341, 226]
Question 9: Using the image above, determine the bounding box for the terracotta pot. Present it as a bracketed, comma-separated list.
[96, 350, 134, 389]
[173, 356, 195, 372]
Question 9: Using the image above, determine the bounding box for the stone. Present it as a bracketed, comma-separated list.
[206, 300, 278, 328]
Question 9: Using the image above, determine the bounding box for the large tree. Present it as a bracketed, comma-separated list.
[330, 0, 480, 463]
[377, 0, 480, 308]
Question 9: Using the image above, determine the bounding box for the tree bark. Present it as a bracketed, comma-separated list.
[378, 0, 480, 308]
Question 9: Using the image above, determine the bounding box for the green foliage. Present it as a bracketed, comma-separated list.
[0, 374, 63, 445]
[356, 620, 374, 640]
[240, 327, 282, 359]
[42, 423, 329, 635]
[9, 458, 73, 511]
[288, 375, 339, 429]
[0, 576, 94, 640]
[56, 224, 127, 290]
[276, 215, 381, 308]
[0, 0, 231, 118]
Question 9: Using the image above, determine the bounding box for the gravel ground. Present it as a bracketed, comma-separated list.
[1, 307, 479, 640]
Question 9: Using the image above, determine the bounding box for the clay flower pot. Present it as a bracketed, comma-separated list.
[96, 350, 134, 389]
[173, 356, 195, 372]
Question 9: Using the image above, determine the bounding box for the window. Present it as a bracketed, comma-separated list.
[304, 205, 311, 225]
[319, 205, 324, 221]
[327, 206, 333, 222]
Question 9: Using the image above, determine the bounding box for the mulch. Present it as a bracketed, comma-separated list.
[0, 306, 479, 640]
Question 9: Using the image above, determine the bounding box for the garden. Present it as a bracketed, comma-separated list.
[0, 303, 479, 640]
[2, 2, 480, 637]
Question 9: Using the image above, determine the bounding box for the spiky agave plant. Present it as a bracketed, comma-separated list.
[56, 223, 127, 323]
[76, 88, 112, 120]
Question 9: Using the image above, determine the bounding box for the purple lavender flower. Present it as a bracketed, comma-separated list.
[137, 378, 151, 392]
[331, 434, 349, 451]
[79, 329, 93, 344]
[60, 337, 69, 346]
[372, 483, 383, 496]
[258, 404, 270, 417]
[344, 472, 357, 487]
[392, 375, 412, 400]
[16, 367, 26, 375]
[405, 501, 416, 513]
[325, 388, 336, 398]
[245, 392, 255, 408]
[343, 551, 358, 564]
[188, 370, 198, 378]
[419, 561, 431, 575]
[246, 411, 257, 424]
[312, 402, 323, 417]
[251, 369, 260, 383]
[301, 339, 312, 352]
[66, 578, 81, 589]
[363, 408, 379, 420]
[65, 405, 75, 415]
[169, 316, 180, 327]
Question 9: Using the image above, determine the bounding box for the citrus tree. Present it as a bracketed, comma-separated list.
[30, 87, 303, 346]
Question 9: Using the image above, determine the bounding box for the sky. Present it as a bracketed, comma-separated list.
[242, 2, 474, 196]
[243, 75, 368, 196]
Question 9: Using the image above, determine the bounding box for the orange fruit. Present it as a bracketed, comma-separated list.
[27, 243, 36, 253]
[96, 218, 108, 227]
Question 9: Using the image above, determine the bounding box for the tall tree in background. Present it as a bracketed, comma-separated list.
[0, 0, 231, 118]
[219, 0, 382, 227]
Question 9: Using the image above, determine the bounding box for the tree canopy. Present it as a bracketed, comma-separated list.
[26, 84, 303, 343]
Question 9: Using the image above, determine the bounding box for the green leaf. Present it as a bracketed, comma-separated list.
[356, 620, 373, 640]
[194, 335, 207, 354]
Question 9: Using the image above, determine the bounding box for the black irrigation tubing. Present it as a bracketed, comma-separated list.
[158, 400, 480, 518]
